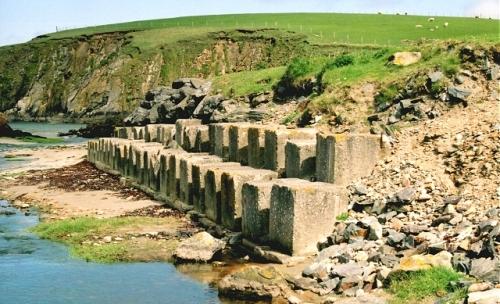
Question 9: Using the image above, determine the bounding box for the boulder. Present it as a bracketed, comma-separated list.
[218, 266, 288, 301]
[428, 71, 444, 83]
[0, 114, 14, 137]
[361, 216, 383, 240]
[467, 288, 500, 304]
[470, 258, 500, 283]
[448, 86, 472, 104]
[396, 251, 452, 271]
[174, 231, 225, 262]
[391, 52, 422, 66]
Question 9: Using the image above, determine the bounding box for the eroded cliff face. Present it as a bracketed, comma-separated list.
[0, 29, 307, 122]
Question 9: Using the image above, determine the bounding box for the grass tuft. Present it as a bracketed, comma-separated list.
[31, 216, 171, 263]
[387, 267, 465, 304]
[336, 212, 349, 221]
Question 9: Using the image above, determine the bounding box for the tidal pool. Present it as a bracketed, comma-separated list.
[0, 200, 222, 304]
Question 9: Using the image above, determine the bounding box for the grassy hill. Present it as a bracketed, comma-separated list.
[1, 13, 498, 122]
[38, 13, 499, 48]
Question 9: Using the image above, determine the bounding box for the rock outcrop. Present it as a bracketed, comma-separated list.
[173, 231, 225, 262]
[123, 78, 268, 125]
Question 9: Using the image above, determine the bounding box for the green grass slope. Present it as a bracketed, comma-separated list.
[38, 13, 499, 48]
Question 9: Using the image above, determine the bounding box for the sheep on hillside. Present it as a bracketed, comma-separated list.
[428, 17, 435, 22]
[444, 22, 449, 27]
[415, 24, 423, 28]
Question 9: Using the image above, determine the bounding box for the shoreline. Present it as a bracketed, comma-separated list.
[0, 144, 327, 303]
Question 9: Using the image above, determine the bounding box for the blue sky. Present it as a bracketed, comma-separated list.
[0, 0, 498, 46]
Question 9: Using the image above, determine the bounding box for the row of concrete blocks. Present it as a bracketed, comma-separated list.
[88, 137, 347, 255]
[115, 120, 384, 185]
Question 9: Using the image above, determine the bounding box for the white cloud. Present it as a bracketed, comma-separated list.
[467, 0, 500, 18]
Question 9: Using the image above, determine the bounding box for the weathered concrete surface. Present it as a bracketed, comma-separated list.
[166, 149, 191, 200]
[228, 124, 251, 165]
[204, 163, 242, 223]
[156, 124, 175, 146]
[158, 149, 174, 196]
[143, 124, 175, 143]
[194, 125, 210, 152]
[209, 123, 235, 160]
[241, 180, 275, 240]
[114, 127, 134, 139]
[140, 145, 163, 188]
[132, 126, 145, 140]
[220, 168, 278, 230]
[316, 133, 384, 185]
[192, 161, 240, 214]
[285, 139, 316, 180]
[175, 119, 201, 149]
[269, 178, 347, 256]
[247, 125, 271, 169]
[264, 128, 316, 176]
[179, 153, 218, 205]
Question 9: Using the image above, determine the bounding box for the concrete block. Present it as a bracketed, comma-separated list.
[145, 146, 163, 191]
[192, 161, 237, 214]
[158, 150, 171, 196]
[138, 144, 162, 186]
[157, 124, 175, 146]
[204, 163, 242, 223]
[114, 127, 134, 139]
[285, 139, 316, 179]
[175, 119, 201, 148]
[166, 149, 191, 200]
[132, 126, 145, 140]
[194, 125, 210, 152]
[221, 168, 278, 230]
[228, 124, 251, 165]
[241, 180, 275, 240]
[316, 133, 383, 185]
[247, 125, 270, 169]
[179, 153, 219, 204]
[264, 128, 316, 176]
[269, 179, 347, 256]
[181, 125, 209, 152]
[209, 123, 235, 160]
[145, 124, 174, 143]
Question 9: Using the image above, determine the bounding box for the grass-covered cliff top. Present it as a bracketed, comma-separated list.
[35, 13, 499, 48]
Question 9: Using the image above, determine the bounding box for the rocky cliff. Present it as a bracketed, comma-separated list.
[0, 29, 308, 122]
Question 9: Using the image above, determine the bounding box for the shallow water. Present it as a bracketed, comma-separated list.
[0, 122, 88, 170]
[0, 200, 222, 304]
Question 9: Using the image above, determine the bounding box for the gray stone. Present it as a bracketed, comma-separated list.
[470, 258, 500, 283]
[448, 86, 472, 103]
[330, 263, 364, 278]
[361, 216, 383, 240]
[387, 229, 406, 246]
[174, 232, 225, 262]
[396, 187, 416, 203]
[303, 261, 333, 281]
[467, 288, 500, 304]
[429, 71, 444, 83]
